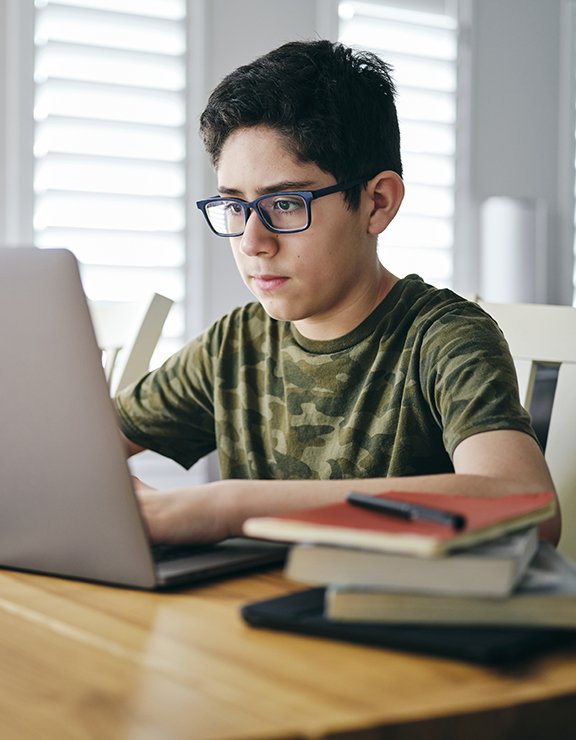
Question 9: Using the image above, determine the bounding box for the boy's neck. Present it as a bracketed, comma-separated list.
[293, 267, 399, 342]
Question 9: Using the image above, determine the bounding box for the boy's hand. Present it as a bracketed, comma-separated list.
[132, 478, 232, 545]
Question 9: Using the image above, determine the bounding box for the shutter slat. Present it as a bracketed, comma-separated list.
[34, 0, 187, 363]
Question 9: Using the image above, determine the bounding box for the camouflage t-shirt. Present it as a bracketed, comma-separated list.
[114, 275, 536, 480]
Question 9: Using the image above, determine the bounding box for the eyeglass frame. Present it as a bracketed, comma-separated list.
[196, 176, 370, 237]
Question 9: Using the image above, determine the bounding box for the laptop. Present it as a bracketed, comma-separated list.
[0, 247, 286, 589]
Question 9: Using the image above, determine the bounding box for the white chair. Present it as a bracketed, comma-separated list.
[88, 293, 174, 395]
[477, 300, 576, 560]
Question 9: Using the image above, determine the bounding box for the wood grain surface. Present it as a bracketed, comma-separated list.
[0, 567, 575, 740]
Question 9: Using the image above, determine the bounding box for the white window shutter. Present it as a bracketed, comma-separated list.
[33, 0, 187, 363]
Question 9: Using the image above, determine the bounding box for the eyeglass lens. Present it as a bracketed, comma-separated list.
[205, 194, 308, 236]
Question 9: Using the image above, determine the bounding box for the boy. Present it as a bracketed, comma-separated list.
[114, 41, 560, 545]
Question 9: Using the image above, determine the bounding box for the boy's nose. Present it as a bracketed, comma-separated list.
[238, 210, 279, 257]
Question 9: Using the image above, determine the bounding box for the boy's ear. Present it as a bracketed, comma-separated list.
[365, 171, 405, 235]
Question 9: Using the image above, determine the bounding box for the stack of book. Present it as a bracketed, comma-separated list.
[243, 490, 576, 629]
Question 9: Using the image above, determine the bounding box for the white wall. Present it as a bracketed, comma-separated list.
[459, 0, 575, 304]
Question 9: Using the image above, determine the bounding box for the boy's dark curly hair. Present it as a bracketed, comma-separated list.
[199, 40, 402, 209]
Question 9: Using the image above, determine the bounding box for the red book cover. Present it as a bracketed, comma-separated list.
[243, 491, 556, 557]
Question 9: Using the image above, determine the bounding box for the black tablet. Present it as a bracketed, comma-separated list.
[241, 587, 576, 665]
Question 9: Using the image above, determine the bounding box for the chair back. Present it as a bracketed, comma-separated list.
[89, 293, 173, 395]
[477, 300, 576, 560]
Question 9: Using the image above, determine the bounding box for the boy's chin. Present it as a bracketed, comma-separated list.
[259, 304, 292, 322]
[257, 298, 303, 323]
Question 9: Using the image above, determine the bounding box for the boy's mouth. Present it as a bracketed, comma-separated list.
[252, 275, 290, 291]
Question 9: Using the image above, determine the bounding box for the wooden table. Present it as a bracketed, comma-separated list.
[1, 566, 576, 740]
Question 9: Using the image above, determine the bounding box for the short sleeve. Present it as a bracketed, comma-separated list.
[418, 304, 537, 458]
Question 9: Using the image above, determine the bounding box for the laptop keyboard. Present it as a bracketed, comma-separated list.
[151, 543, 216, 563]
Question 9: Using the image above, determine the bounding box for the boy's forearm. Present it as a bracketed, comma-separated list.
[137, 473, 559, 546]
[217, 474, 560, 544]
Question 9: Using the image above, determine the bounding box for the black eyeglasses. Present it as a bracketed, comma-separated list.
[196, 177, 368, 237]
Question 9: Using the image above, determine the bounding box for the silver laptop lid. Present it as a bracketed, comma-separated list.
[0, 248, 158, 587]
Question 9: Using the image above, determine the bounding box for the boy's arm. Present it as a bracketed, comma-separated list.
[134, 428, 561, 547]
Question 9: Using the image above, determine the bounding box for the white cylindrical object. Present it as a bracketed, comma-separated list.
[480, 197, 546, 303]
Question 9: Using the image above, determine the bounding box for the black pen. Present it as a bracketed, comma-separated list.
[346, 492, 467, 531]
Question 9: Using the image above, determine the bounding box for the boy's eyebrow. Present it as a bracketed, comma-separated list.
[217, 180, 317, 197]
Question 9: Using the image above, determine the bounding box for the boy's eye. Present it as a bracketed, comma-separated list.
[225, 202, 244, 215]
[272, 198, 302, 212]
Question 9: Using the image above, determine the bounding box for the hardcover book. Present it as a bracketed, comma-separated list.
[243, 491, 556, 557]
[285, 526, 538, 597]
[325, 542, 576, 628]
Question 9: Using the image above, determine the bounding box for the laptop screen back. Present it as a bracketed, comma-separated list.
[0, 248, 158, 587]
